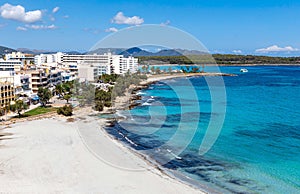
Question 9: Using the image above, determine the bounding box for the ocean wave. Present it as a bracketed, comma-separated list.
[115, 111, 127, 119]
[142, 102, 151, 106]
[136, 91, 146, 95]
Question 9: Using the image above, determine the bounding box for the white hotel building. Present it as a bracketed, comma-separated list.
[0, 59, 22, 77]
[4, 52, 34, 67]
[34, 52, 63, 67]
[62, 53, 138, 75]
[34, 52, 138, 81]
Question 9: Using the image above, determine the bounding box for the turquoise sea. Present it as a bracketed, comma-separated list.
[105, 66, 300, 193]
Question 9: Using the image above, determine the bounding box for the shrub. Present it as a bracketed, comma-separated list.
[94, 101, 104, 112]
[57, 105, 73, 116]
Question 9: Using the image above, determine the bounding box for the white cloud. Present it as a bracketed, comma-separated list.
[111, 12, 144, 25]
[160, 20, 171, 26]
[25, 24, 57, 30]
[233, 50, 242, 54]
[63, 15, 69, 19]
[0, 3, 42, 23]
[16, 26, 27, 31]
[52, 7, 59, 13]
[105, 27, 118, 32]
[255, 45, 299, 53]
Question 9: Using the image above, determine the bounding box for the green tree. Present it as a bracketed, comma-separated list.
[63, 94, 72, 103]
[99, 74, 119, 84]
[38, 87, 52, 107]
[75, 83, 95, 107]
[55, 84, 64, 97]
[62, 81, 73, 94]
[12, 100, 28, 117]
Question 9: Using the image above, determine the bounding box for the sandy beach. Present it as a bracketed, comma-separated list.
[0, 107, 205, 193]
[144, 72, 235, 84]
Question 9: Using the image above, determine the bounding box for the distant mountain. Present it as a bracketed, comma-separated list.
[88, 47, 209, 57]
[18, 48, 84, 55]
[17, 48, 57, 55]
[119, 47, 153, 57]
[65, 51, 83, 55]
[155, 49, 182, 56]
[174, 49, 208, 56]
[2, 45, 190, 57]
[0, 46, 16, 56]
[87, 48, 126, 55]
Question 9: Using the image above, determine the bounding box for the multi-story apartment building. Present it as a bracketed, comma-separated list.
[4, 52, 34, 66]
[0, 59, 22, 76]
[29, 69, 63, 93]
[111, 55, 138, 74]
[61, 53, 138, 81]
[0, 59, 33, 96]
[48, 70, 62, 87]
[78, 65, 98, 82]
[61, 71, 77, 82]
[60, 63, 79, 77]
[14, 74, 31, 96]
[0, 77, 15, 111]
[31, 52, 138, 83]
[30, 70, 49, 93]
[34, 52, 63, 67]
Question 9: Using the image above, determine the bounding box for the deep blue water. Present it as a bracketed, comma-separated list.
[105, 66, 300, 193]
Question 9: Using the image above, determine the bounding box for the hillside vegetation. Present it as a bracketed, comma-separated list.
[138, 54, 300, 65]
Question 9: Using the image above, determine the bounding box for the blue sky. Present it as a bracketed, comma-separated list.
[1, 0, 300, 56]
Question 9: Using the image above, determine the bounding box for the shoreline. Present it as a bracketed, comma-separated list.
[103, 72, 233, 193]
[101, 123, 219, 194]
[97, 119, 213, 194]
[114, 72, 235, 111]
[141, 63, 300, 66]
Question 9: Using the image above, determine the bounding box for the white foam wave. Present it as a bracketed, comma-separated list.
[136, 91, 146, 95]
[142, 102, 151, 106]
[124, 136, 138, 147]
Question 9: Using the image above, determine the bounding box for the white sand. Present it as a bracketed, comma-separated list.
[0, 116, 205, 193]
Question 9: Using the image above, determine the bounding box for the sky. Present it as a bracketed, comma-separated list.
[1, 0, 300, 56]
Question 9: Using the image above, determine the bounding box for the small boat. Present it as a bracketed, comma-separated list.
[240, 68, 248, 73]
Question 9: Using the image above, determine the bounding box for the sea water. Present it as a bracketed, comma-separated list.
[105, 66, 300, 193]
